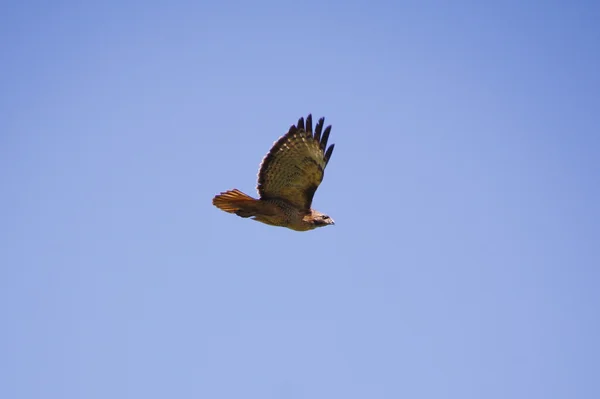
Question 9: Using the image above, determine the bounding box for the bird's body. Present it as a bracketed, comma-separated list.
[212, 114, 336, 231]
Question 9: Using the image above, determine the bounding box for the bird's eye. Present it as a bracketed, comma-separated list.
[323, 216, 329, 220]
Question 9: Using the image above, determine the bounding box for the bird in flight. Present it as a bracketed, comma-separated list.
[212, 114, 336, 231]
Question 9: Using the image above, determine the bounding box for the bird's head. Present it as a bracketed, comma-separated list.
[309, 211, 335, 228]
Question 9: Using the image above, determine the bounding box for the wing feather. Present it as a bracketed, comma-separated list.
[320, 125, 331, 151]
[314, 117, 324, 142]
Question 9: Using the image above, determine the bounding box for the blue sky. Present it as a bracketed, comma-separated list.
[1, 1, 599, 398]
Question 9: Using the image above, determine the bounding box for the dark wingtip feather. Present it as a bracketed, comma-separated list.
[314, 117, 324, 141]
[320, 125, 332, 151]
[324, 144, 335, 165]
[306, 114, 313, 134]
[287, 124, 297, 135]
[297, 117, 305, 131]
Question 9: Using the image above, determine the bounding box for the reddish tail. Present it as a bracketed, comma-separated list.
[212, 189, 259, 217]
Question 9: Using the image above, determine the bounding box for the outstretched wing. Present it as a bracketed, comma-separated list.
[257, 114, 335, 211]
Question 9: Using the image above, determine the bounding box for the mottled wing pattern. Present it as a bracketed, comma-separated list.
[257, 115, 335, 211]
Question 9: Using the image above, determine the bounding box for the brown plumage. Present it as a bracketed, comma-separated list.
[212, 114, 336, 231]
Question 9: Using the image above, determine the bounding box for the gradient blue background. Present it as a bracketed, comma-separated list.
[2, 1, 599, 398]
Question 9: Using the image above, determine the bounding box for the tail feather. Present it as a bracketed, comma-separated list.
[212, 189, 258, 217]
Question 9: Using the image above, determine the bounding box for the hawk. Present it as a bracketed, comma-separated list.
[212, 114, 336, 231]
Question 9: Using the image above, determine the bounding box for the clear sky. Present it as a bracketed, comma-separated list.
[1, 1, 599, 398]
